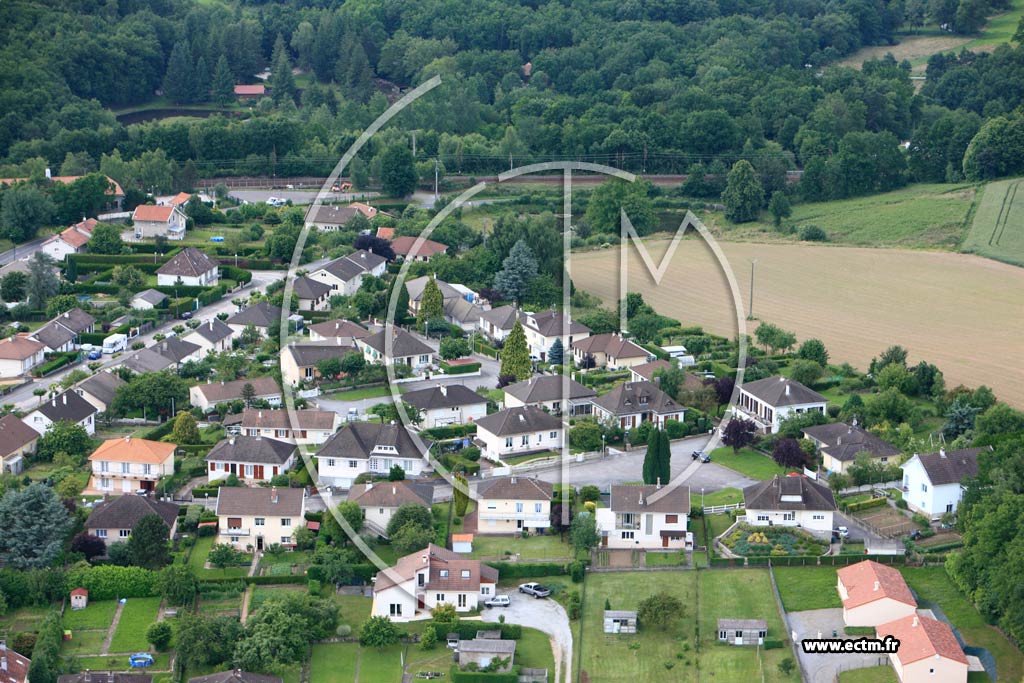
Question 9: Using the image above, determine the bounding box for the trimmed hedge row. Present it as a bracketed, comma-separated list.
[221, 265, 253, 285]
[450, 667, 518, 683]
[422, 424, 477, 440]
[64, 565, 160, 600]
[32, 352, 78, 377]
[429, 621, 522, 641]
[483, 561, 569, 579]
[441, 360, 481, 374]
[843, 497, 889, 512]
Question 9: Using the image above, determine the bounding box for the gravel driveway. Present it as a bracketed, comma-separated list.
[483, 593, 572, 683]
[787, 608, 890, 683]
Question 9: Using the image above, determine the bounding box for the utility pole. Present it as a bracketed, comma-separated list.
[411, 130, 417, 157]
[748, 259, 757, 320]
[434, 159, 439, 200]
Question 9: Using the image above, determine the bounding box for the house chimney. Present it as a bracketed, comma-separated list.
[0, 640, 5, 652]
[108, 672, 114, 683]
[45, 167, 51, 179]
[366, 481, 373, 490]
[785, 384, 791, 396]
[229, 436, 235, 446]
[125, 435, 131, 443]
[874, 581, 880, 592]
[1, 656, 6, 672]
[392, 486, 397, 495]
[440, 385, 447, 396]
[51, 397, 57, 407]
[939, 448, 946, 458]
[271, 486, 278, 503]
[63, 393, 67, 405]
[209, 319, 214, 330]
[656, 477, 662, 490]
[912, 615, 919, 628]
[510, 476, 517, 485]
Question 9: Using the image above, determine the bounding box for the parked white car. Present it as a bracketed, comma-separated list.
[484, 595, 511, 608]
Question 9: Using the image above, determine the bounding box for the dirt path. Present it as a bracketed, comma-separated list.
[239, 584, 254, 624]
[353, 646, 363, 683]
[100, 601, 125, 655]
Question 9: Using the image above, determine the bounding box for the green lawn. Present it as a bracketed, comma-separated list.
[309, 643, 359, 683]
[705, 512, 740, 559]
[773, 567, 843, 611]
[61, 629, 109, 656]
[356, 644, 406, 683]
[77, 653, 172, 671]
[502, 450, 560, 466]
[188, 535, 252, 578]
[697, 487, 744, 507]
[838, 666, 898, 683]
[516, 627, 557, 674]
[900, 567, 1024, 682]
[0, 605, 50, 636]
[64, 600, 120, 631]
[711, 447, 788, 480]
[469, 533, 575, 561]
[108, 597, 162, 653]
[324, 385, 397, 401]
[645, 550, 685, 567]
[962, 177, 1024, 267]
[333, 594, 372, 630]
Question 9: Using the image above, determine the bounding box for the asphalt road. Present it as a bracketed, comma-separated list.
[229, 189, 380, 206]
[0, 236, 48, 266]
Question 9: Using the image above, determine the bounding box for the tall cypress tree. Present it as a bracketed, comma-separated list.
[642, 429, 660, 485]
[163, 41, 195, 104]
[416, 276, 444, 330]
[211, 55, 235, 105]
[500, 320, 532, 381]
[656, 428, 672, 486]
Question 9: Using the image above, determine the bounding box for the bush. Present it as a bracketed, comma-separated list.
[896, 498, 908, 510]
[844, 497, 888, 512]
[763, 639, 784, 649]
[485, 561, 569, 579]
[146, 621, 173, 650]
[799, 225, 827, 241]
[440, 360, 481, 375]
[569, 561, 585, 583]
[912, 513, 931, 529]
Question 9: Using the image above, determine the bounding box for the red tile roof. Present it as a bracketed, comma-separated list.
[348, 202, 378, 219]
[234, 85, 265, 96]
[877, 614, 967, 665]
[168, 192, 192, 206]
[376, 227, 395, 240]
[0, 641, 30, 683]
[0, 335, 45, 360]
[390, 235, 447, 258]
[133, 205, 176, 222]
[838, 560, 917, 610]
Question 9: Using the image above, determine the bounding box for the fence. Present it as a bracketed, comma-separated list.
[702, 502, 744, 514]
[837, 480, 902, 495]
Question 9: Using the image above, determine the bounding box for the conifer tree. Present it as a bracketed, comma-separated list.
[500, 320, 532, 381]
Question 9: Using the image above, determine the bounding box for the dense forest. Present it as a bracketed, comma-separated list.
[1, 0, 1023, 205]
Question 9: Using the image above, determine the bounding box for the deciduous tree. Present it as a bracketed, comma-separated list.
[722, 160, 764, 223]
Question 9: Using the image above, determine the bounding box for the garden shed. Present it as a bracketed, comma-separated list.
[603, 610, 638, 634]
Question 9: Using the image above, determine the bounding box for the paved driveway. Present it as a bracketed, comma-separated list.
[483, 593, 572, 683]
[787, 608, 890, 683]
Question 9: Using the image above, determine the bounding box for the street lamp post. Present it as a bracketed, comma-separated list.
[701, 487, 705, 508]
[748, 259, 757, 320]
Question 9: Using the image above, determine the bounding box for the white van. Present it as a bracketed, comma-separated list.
[101, 333, 127, 354]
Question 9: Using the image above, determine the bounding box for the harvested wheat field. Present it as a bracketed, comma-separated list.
[571, 239, 1024, 406]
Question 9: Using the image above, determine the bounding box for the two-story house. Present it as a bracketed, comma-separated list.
[216, 486, 306, 551]
[370, 543, 497, 621]
[0, 336, 46, 378]
[475, 476, 553, 534]
[474, 406, 563, 462]
[280, 341, 357, 386]
[190, 318, 233, 354]
[233, 408, 340, 446]
[0, 414, 39, 475]
[84, 494, 179, 548]
[307, 250, 387, 296]
[292, 275, 332, 311]
[357, 328, 434, 368]
[41, 218, 97, 261]
[346, 480, 434, 535]
[156, 247, 219, 287]
[30, 308, 96, 352]
[900, 447, 989, 518]
[75, 371, 126, 414]
[401, 384, 488, 427]
[307, 319, 370, 344]
[596, 484, 691, 549]
[517, 310, 591, 361]
[189, 376, 282, 412]
[390, 236, 447, 262]
[206, 435, 296, 483]
[803, 420, 903, 474]
[590, 381, 686, 430]
[571, 333, 649, 370]
[479, 305, 517, 343]
[130, 204, 186, 240]
[502, 375, 596, 417]
[735, 376, 827, 434]
[742, 475, 837, 534]
[226, 301, 283, 341]
[316, 422, 431, 489]
[22, 390, 97, 436]
[85, 437, 176, 495]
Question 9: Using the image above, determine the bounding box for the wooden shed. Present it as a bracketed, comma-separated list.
[69, 587, 89, 610]
[717, 618, 767, 645]
[603, 610, 637, 634]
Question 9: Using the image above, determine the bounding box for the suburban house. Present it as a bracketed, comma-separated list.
[316, 422, 431, 489]
[717, 619, 768, 646]
[401, 384, 488, 427]
[233, 408, 340, 446]
[518, 310, 591, 361]
[502, 375, 596, 417]
[475, 476, 553, 535]
[590, 381, 686, 430]
[305, 204, 365, 231]
[0, 639, 30, 683]
[875, 614, 968, 683]
[292, 275, 332, 311]
[837, 560, 918, 627]
[123, 338, 201, 374]
[226, 301, 283, 340]
[474, 406, 564, 462]
[163, 192, 192, 207]
[346, 480, 434, 534]
[41, 218, 97, 260]
[404, 276, 484, 332]
[479, 305, 517, 343]
[804, 420, 903, 474]
[442, 296, 485, 332]
[900, 447, 988, 518]
[405, 276, 462, 316]
[22, 390, 97, 436]
[131, 289, 168, 310]
[456, 639, 516, 672]
[742, 475, 837, 533]
[190, 318, 234, 354]
[120, 348, 174, 374]
[390, 235, 447, 261]
[74, 371, 126, 414]
[234, 84, 265, 100]
[85, 437, 176, 495]
[572, 333, 649, 370]
[84, 494, 179, 547]
[370, 543, 497, 620]
[735, 376, 827, 434]
[189, 376, 283, 412]
[30, 308, 97, 352]
[216, 486, 306, 551]
[357, 328, 434, 368]
[0, 414, 39, 475]
[630, 359, 706, 392]
[130, 204, 186, 240]
[596, 484, 691, 549]
[205, 435, 296, 483]
[348, 202, 379, 219]
[156, 247, 219, 287]
[0, 336, 46, 378]
[0, 173, 124, 211]
[280, 341, 356, 386]
[376, 227, 395, 240]
[307, 318, 370, 344]
[308, 250, 387, 295]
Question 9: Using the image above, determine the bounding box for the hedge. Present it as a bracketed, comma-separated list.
[430, 621, 522, 641]
[844, 497, 888, 512]
[709, 557, 741, 567]
[64, 565, 160, 600]
[422, 424, 477, 440]
[143, 419, 175, 441]
[640, 342, 669, 360]
[450, 667, 518, 683]
[221, 265, 253, 285]
[440, 360, 481, 375]
[918, 542, 964, 554]
[473, 340, 498, 359]
[32, 352, 78, 376]
[762, 639, 784, 650]
[483, 561, 568, 579]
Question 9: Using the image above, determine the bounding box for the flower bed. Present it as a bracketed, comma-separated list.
[721, 523, 829, 557]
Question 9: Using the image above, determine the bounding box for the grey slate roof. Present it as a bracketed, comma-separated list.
[360, 328, 434, 358]
[0, 413, 39, 456]
[480, 304, 517, 331]
[591, 381, 683, 416]
[316, 250, 387, 282]
[293, 275, 331, 300]
[227, 301, 283, 328]
[741, 376, 827, 407]
[30, 308, 96, 349]
[519, 309, 590, 337]
[152, 336, 201, 363]
[609, 484, 689, 514]
[33, 390, 97, 423]
[459, 639, 516, 656]
[193, 318, 233, 344]
[802, 421, 902, 463]
[284, 342, 356, 367]
[912, 447, 987, 485]
[53, 307, 95, 333]
[477, 476, 553, 501]
[217, 486, 304, 517]
[406, 275, 462, 302]
[307, 204, 361, 226]
[444, 297, 483, 324]
[347, 480, 434, 508]
[503, 375, 596, 404]
[157, 247, 218, 278]
[572, 333, 648, 359]
[743, 475, 837, 512]
[133, 289, 168, 306]
[121, 348, 173, 373]
[718, 619, 767, 631]
[77, 371, 126, 407]
[188, 672, 282, 683]
[206, 435, 296, 465]
[317, 422, 429, 461]
[307, 318, 369, 340]
[474, 406, 562, 437]
[86, 495, 179, 531]
[402, 384, 488, 411]
[240, 408, 337, 431]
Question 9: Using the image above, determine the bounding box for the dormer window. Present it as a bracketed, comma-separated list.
[461, 569, 470, 578]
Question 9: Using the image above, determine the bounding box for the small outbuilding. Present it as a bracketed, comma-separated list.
[603, 610, 638, 634]
[456, 638, 516, 672]
[452, 533, 473, 554]
[69, 587, 89, 610]
[717, 618, 767, 645]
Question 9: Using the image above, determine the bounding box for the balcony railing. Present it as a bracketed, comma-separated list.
[222, 528, 251, 536]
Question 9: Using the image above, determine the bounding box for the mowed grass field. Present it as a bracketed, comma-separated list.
[962, 177, 1024, 267]
[572, 239, 1024, 406]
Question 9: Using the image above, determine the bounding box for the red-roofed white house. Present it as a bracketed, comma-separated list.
[130, 204, 186, 240]
[42, 218, 97, 261]
[876, 614, 968, 683]
[837, 560, 918, 626]
[0, 638, 30, 683]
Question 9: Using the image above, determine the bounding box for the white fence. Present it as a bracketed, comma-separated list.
[702, 502, 744, 514]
